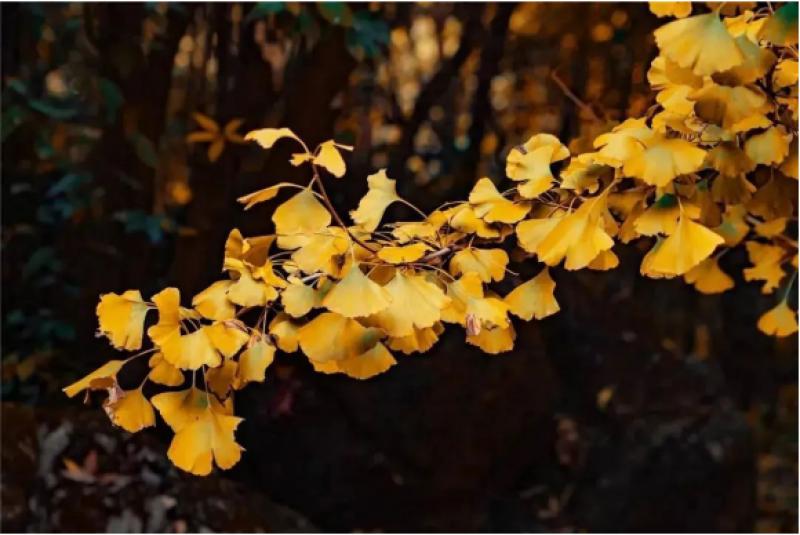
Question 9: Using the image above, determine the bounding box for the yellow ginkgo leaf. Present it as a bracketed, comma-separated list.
[744, 126, 792, 167]
[743, 241, 786, 294]
[646, 213, 724, 275]
[449, 248, 509, 283]
[713, 35, 776, 86]
[506, 133, 570, 181]
[713, 204, 749, 247]
[148, 353, 185, 387]
[297, 312, 382, 362]
[205, 360, 238, 398]
[147, 287, 183, 348]
[227, 270, 279, 307]
[167, 408, 243, 476]
[648, 55, 704, 89]
[377, 243, 430, 264]
[623, 137, 706, 187]
[105, 388, 156, 433]
[773, 59, 799, 89]
[245, 127, 300, 149]
[536, 193, 615, 270]
[654, 13, 744, 76]
[392, 220, 441, 244]
[237, 182, 298, 210]
[191, 112, 220, 133]
[311, 342, 396, 379]
[466, 323, 516, 354]
[683, 257, 734, 294]
[504, 268, 560, 321]
[350, 169, 400, 231]
[649, 2, 692, 18]
[314, 140, 348, 178]
[468, 178, 530, 223]
[448, 204, 501, 239]
[236, 338, 275, 387]
[369, 271, 450, 337]
[268, 313, 301, 353]
[516, 217, 561, 255]
[755, 218, 787, 238]
[281, 278, 320, 318]
[593, 118, 655, 164]
[63, 360, 126, 398]
[691, 84, 771, 133]
[272, 188, 331, 250]
[151, 387, 228, 432]
[96, 290, 149, 351]
[560, 153, 613, 194]
[192, 280, 235, 321]
[706, 142, 755, 177]
[633, 197, 700, 236]
[757, 301, 799, 337]
[291, 226, 349, 276]
[388, 324, 443, 354]
[322, 264, 392, 318]
[588, 249, 620, 271]
[440, 272, 509, 330]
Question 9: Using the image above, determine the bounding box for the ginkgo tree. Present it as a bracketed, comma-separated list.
[65, 2, 798, 476]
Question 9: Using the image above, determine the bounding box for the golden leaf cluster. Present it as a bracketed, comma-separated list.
[67, 3, 798, 476]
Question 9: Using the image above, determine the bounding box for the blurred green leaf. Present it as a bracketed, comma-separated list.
[129, 132, 159, 168]
[245, 2, 286, 23]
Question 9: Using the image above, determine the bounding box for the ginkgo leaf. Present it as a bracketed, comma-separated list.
[96, 290, 149, 350]
[322, 264, 392, 318]
[448, 204, 501, 239]
[281, 278, 320, 317]
[105, 388, 156, 433]
[468, 178, 530, 223]
[758, 2, 798, 47]
[168, 408, 243, 476]
[147, 287, 182, 348]
[449, 248, 509, 283]
[506, 133, 570, 180]
[192, 280, 235, 321]
[388, 324, 443, 354]
[691, 84, 772, 133]
[148, 353, 185, 387]
[272, 188, 331, 250]
[744, 126, 792, 166]
[314, 140, 347, 178]
[298, 312, 382, 362]
[205, 360, 238, 398]
[754, 218, 787, 238]
[63, 360, 126, 398]
[646, 213, 724, 275]
[227, 270, 279, 307]
[536, 193, 615, 270]
[560, 153, 613, 194]
[440, 272, 509, 330]
[714, 204, 750, 247]
[713, 36, 776, 86]
[152, 387, 216, 431]
[377, 243, 430, 264]
[369, 270, 450, 337]
[311, 342, 396, 379]
[654, 13, 744, 76]
[350, 169, 400, 231]
[706, 142, 755, 177]
[237, 183, 298, 210]
[268, 313, 301, 353]
[773, 59, 799, 89]
[594, 118, 655, 163]
[245, 127, 300, 149]
[622, 137, 706, 187]
[504, 268, 560, 321]
[757, 301, 798, 337]
[291, 226, 349, 275]
[633, 196, 700, 236]
[683, 257, 734, 294]
[648, 55, 704, 89]
[466, 323, 516, 354]
[192, 112, 220, 133]
[516, 217, 561, 255]
[236, 338, 275, 387]
[743, 241, 786, 294]
[649, 2, 691, 18]
[588, 249, 620, 271]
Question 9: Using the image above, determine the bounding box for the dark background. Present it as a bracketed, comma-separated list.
[2, 2, 797, 532]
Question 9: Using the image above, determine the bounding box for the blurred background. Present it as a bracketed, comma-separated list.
[1, 2, 797, 532]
